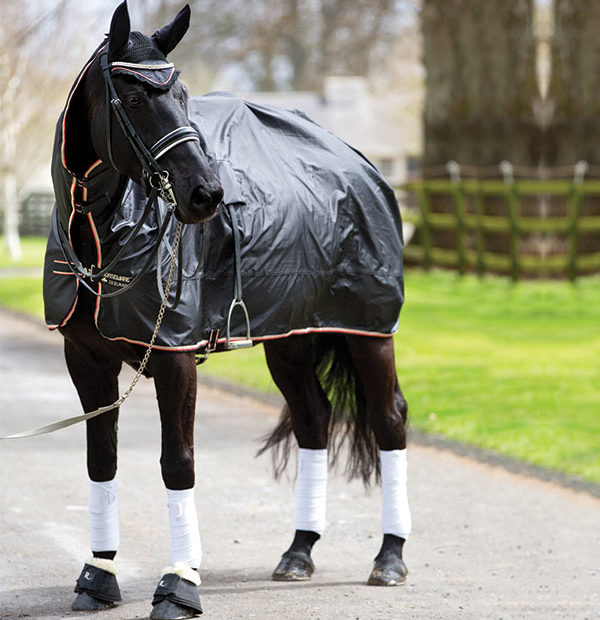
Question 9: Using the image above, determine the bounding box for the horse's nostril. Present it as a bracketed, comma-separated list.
[211, 185, 224, 205]
[191, 185, 210, 206]
[191, 184, 223, 209]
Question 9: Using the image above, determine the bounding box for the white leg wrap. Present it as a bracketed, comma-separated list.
[295, 448, 328, 535]
[166, 487, 202, 568]
[88, 477, 119, 552]
[380, 449, 412, 539]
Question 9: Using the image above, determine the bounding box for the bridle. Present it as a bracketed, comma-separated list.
[56, 49, 203, 300]
[99, 51, 200, 203]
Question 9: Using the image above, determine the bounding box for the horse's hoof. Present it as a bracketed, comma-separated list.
[72, 560, 121, 610]
[272, 550, 314, 581]
[151, 570, 202, 618]
[367, 557, 408, 586]
[72, 590, 116, 611]
[150, 598, 200, 619]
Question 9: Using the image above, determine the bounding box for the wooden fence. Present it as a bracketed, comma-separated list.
[398, 179, 600, 280]
[18, 192, 54, 236]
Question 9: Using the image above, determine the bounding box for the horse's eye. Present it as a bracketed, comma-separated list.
[126, 94, 142, 108]
[174, 92, 186, 107]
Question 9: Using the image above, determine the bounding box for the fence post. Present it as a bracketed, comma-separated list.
[416, 182, 432, 270]
[567, 161, 587, 281]
[451, 182, 467, 274]
[500, 162, 519, 281]
[446, 162, 466, 273]
[474, 180, 486, 276]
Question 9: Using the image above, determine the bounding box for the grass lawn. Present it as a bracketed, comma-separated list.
[0, 236, 46, 317]
[204, 271, 600, 484]
[1, 235, 598, 484]
[0, 236, 48, 269]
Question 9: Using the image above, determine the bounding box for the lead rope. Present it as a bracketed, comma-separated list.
[0, 222, 184, 440]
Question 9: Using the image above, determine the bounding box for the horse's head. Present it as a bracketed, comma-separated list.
[85, 2, 223, 224]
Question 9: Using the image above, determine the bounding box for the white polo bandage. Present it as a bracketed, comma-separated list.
[380, 449, 412, 539]
[89, 477, 119, 552]
[295, 448, 328, 535]
[166, 487, 202, 568]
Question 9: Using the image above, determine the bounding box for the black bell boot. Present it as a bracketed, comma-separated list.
[150, 566, 202, 619]
[72, 559, 121, 610]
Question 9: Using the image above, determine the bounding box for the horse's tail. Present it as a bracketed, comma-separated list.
[257, 333, 380, 485]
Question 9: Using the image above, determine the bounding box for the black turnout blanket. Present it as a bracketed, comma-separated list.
[44, 92, 404, 352]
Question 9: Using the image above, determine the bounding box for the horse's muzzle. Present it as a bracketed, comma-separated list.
[183, 182, 224, 223]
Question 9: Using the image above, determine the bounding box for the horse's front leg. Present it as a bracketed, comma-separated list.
[148, 351, 203, 620]
[345, 334, 411, 586]
[264, 336, 330, 581]
[63, 339, 123, 611]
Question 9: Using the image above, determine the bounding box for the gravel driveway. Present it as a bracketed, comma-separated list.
[0, 309, 597, 619]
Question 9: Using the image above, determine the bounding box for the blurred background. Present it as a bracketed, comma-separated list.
[0, 1, 598, 489]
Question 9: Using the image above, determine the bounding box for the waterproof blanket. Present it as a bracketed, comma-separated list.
[44, 92, 404, 352]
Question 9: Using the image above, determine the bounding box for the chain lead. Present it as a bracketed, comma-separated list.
[118, 220, 183, 401]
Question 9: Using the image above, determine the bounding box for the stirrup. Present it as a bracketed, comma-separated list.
[225, 298, 253, 350]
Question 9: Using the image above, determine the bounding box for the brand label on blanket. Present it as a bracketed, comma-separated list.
[100, 272, 133, 288]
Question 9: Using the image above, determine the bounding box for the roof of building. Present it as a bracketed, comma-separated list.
[239, 76, 421, 159]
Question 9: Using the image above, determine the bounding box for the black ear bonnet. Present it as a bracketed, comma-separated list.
[108, 31, 180, 91]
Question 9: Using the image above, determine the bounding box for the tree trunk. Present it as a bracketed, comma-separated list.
[548, 0, 600, 259]
[420, 0, 539, 272]
[547, 0, 600, 166]
[422, 0, 538, 171]
[0, 53, 21, 260]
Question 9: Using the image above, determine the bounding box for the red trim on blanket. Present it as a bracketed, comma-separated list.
[94, 326, 394, 352]
[84, 159, 103, 180]
[251, 327, 393, 341]
[97, 333, 204, 352]
[87, 213, 102, 270]
[59, 284, 79, 327]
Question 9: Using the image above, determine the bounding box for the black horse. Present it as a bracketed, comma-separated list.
[43, 2, 411, 618]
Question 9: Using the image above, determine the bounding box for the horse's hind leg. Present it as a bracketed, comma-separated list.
[345, 334, 411, 586]
[264, 336, 331, 581]
[148, 351, 203, 619]
[63, 339, 123, 610]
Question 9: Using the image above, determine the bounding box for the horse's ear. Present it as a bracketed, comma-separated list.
[108, 1, 131, 60]
[152, 4, 191, 57]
